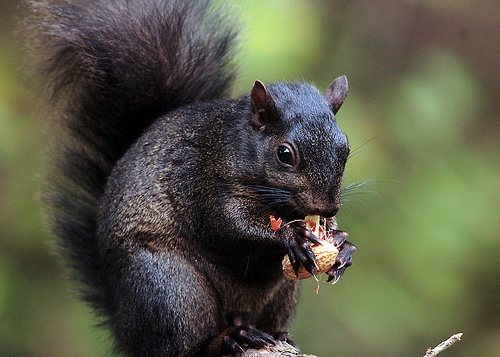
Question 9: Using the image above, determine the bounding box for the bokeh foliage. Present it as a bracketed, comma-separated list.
[1, 0, 499, 356]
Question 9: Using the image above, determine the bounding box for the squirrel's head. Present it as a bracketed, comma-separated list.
[249, 76, 349, 221]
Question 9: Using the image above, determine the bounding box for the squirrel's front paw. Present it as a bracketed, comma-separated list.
[223, 325, 276, 354]
[281, 222, 322, 278]
[325, 230, 356, 283]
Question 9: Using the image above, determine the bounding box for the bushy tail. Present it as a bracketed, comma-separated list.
[27, 0, 238, 319]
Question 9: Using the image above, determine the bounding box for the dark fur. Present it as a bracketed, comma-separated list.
[28, 0, 355, 355]
[28, 0, 237, 318]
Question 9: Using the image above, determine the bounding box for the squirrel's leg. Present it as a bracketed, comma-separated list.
[202, 323, 276, 356]
[107, 245, 220, 357]
[256, 278, 300, 346]
[200, 286, 298, 356]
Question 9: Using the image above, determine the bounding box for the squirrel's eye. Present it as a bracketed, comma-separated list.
[276, 144, 296, 168]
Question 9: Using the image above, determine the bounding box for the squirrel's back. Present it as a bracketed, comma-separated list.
[28, 0, 238, 318]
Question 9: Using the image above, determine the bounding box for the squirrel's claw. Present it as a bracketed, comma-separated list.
[223, 325, 276, 353]
[325, 231, 356, 283]
[283, 222, 318, 277]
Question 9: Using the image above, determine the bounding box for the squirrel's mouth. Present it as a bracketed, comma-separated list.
[272, 202, 339, 222]
[303, 205, 340, 219]
[246, 185, 340, 221]
[287, 199, 340, 221]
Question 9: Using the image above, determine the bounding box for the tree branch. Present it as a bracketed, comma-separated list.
[232, 341, 317, 357]
[227, 332, 463, 356]
[422, 333, 463, 357]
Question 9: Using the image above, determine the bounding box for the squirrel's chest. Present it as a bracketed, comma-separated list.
[217, 270, 295, 318]
[208, 256, 291, 307]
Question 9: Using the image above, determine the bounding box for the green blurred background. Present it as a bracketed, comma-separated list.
[1, 0, 499, 356]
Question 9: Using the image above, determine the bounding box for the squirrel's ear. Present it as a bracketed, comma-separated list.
[324, 75, 348, 115]
[250, 80, 276, 130]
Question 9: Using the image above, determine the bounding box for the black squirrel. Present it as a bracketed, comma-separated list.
[28, 0, 356, 355]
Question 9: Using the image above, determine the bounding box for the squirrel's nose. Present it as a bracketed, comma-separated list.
[320, 205, 340, 218]
[307, 202, 340, 218]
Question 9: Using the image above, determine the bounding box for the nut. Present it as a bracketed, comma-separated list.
[282, 215, 339, 280]
[282, 240, 339, 280]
